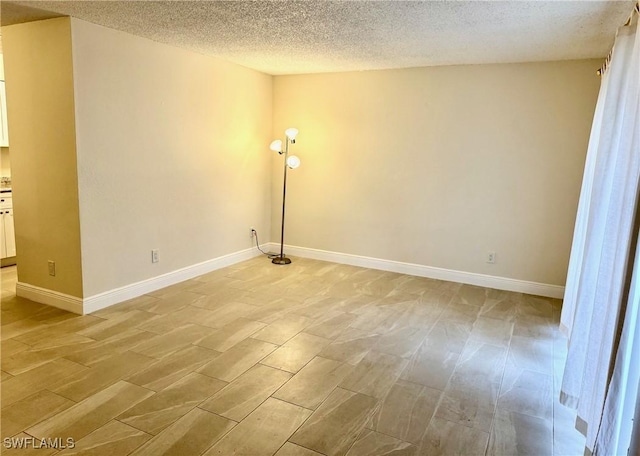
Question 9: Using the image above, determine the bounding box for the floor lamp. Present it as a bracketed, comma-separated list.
[270, 128, 301, 265]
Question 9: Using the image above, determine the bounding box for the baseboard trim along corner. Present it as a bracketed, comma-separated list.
[16, 282, 84, 314]
[268, 242, 565, 299]
[82, 245, 266, 314]
[16, 245, 266, 315]
[16, 242, 564, 314]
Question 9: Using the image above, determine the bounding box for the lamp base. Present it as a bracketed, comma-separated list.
[272, 256, 292, 265]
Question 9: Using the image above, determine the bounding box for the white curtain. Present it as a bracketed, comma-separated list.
[596, 230, 640, 455]
[560, 15, 640, 455]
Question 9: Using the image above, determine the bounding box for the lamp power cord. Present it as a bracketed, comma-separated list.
[252, 229, 279, 259]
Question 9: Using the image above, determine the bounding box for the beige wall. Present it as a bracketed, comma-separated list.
[1, 15, 599, 300]
[3, 18, 83, 297]
[273, 61, 600, 286]
[0, 148, 9, 177]
[0, 57, 7, 178]
[70, 19, 272, 296]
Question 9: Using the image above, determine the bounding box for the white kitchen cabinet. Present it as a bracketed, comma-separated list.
[3, 209, 15, 257]
[0, 192, 15, 259]
[0, 216, 5, 258]
[0, 81, 8, 147]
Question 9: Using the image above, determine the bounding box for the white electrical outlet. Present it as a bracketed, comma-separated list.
[487, 251, 496, 264]
[250, 227, 256, 238]
[48, 260, 56, 276]
[151, 249, 159, 263]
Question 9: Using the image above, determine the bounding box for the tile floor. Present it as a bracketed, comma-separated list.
[0, 257, 586, 455]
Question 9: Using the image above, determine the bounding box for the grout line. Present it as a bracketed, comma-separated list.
[113, 417, 155, 437]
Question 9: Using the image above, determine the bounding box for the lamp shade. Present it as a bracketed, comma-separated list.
[270, 139, 283, 152]
[285, 128, 299, 141]
[286, 155, 301, 169]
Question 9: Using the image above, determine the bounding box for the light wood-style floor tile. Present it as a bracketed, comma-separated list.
[349, 306, 399, 334]
[374, 325, 430, 358]
[456, 284, 489, 307]
[118, 372, 227, 435]
[425, 320, 471, 354]
[498, 368, 553, 420]
[147, 280, 205, 298]
[0, 259, 581, 456]
[419, 416, 489, 456]
[1, 432, 59, 455]
[91, 295, 159, 317]
[204, 398, 312, 456]
[400, 341, 458, 390]
[262, 332, 332, 373]
[291, 296, 341, 320]
[1, 358, 87, 407]
[1, 389, 75, 438]
[290, 388, 378, 456]
[340, 350, 408, 399]
[27, 381, 154, 441]
[200, 363, 292, 421]
[50, 351, 156, 402]
[130, 407, 235, 456]
[487, 408, 552, 456]
[367, 380, 441, 444]
[64, 329, 156, 367]
[1, 298, 47, 322]
[196, 318, 266, 352]
[55, 420, 151, 456]
[137, 290, 202, 314]
[191, 295, 259, 325]
[434, 377, 499, 432]
[506, 335, 554, 374]
[126, 345, 220, 391]
[318, 328, 380, 366]
[1, 338, 30, 357]
[274, 442, 324, 456]
[274, 356, 353, 409]
[450, 341, 507, 386]
[304, 312, 357, 340]
[251, 314, 314, 345]
[243, 297, 303, 324]
[1, 337, 94, 375]
[135, 307, 214, 334]
[469, 316, 513, 347]
[130, 324, 213, 359]
[12, 315, 103, 347]
[479, 298, 518, 322]
[1, 318, 50, 341]
[346, 429, 417, 456]
[517, 296, 554, 319]
[513, 314, 555, 339]
[189, 281, 249, 301]
[198, 337, 278, 382]
[438, 302, 480, 325]
[77, 310, 153, 340]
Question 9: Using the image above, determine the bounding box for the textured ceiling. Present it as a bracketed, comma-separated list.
[1, 1, 635, 75]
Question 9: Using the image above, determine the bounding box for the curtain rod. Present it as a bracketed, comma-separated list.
[597, 1, 640, 76]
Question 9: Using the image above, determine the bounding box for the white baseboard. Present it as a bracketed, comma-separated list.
[16, 282, 84, 314]
[82, 245, 266, 314]
[269, 243, 565, 299]
[17, 245, 266, 315]
[17, 242, 564, 315]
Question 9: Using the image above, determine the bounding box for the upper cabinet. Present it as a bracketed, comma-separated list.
[0, 81, 8, 147]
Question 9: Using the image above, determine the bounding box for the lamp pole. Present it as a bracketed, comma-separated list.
[273, 137, 292, 265]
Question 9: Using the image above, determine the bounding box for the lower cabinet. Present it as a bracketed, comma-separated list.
[1, 209, 16, 259]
